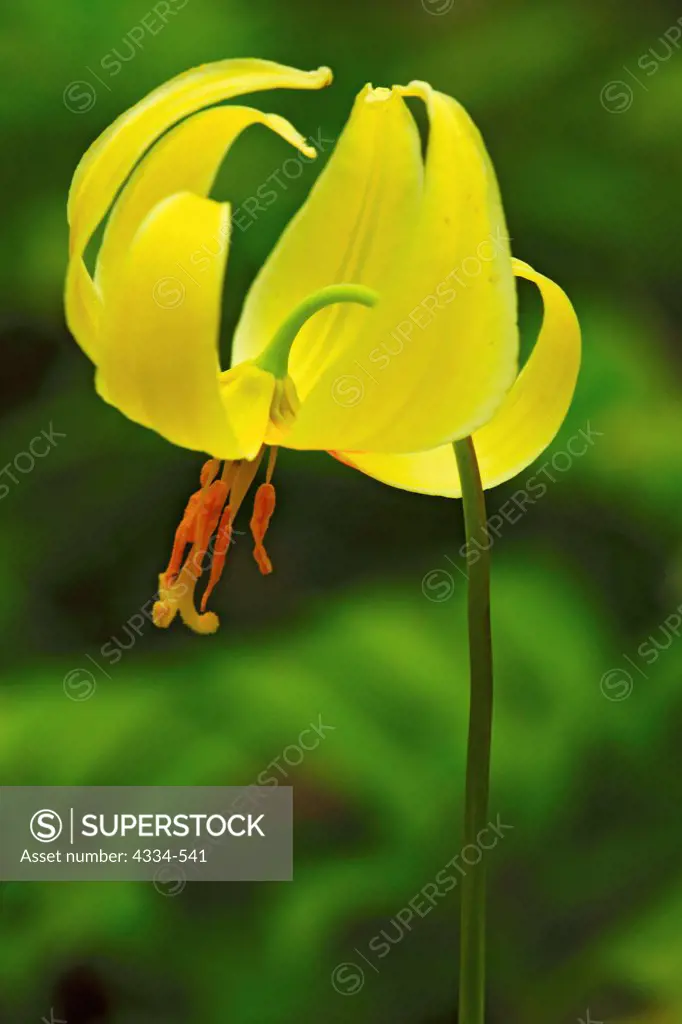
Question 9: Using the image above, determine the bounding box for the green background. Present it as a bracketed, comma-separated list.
[1, 0, 681, 1021]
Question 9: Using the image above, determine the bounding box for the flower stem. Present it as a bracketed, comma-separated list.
[454, 436, 493, 1024]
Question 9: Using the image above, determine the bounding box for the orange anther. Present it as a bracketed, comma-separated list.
[200, 505, 234, 612]
[154, 450, 281, 633]
[250, 482, 276, 575]
[200, 458, 221, 487]
[164, 489, 204, 579]
[194, 479, 229, 559]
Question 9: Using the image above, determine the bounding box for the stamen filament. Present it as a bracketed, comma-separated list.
[200, 505, 233, 612]
[265, 446, 278, 484]
[228, 448, 265, 517]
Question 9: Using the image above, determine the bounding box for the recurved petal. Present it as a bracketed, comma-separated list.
[232, 84, 423, 392]
[333, 261, 581, 496]
[68, 59, 331, 257]
[95, 191, 245, 460]
[65, 257, 101, 363]
[280, 80, 518, 454]
[65, 59, 331, 362]
[95, 105, 316, 296]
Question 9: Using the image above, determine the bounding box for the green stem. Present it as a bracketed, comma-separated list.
[255, 283, 379, 379]
[454, 437, 493, 1024]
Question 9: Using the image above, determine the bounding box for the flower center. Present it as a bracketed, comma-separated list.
[152, 447, 278, 634]
[153, 283, 379, 634]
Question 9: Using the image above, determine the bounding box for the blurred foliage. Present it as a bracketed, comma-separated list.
[1, 0, 682, 1021]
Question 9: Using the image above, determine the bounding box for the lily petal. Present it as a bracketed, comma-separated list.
[65, 257, 101, 363]
[276, 80, 517, 454]
[65, 59, 332, 362]
[233, 84, 423, 393]
[333, 260, 581, 496]
[96, 105, 316, 297]
[96, 191, 247, 459]
[219, 364, 276, 461]
[92, 103, 315, 457]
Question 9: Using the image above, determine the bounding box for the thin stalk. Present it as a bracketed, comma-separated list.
[454, 436, 493, 1024]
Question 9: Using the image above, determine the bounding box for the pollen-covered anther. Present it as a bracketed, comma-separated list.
[200, 504, 234, 613]
[269, 375, 300, 430]
[163, 458, 222, 580]
[152, 457, 232, 634]
[200, 458, 221, 487]
[153, 447, 281, 633]
[250, 482, 276, 575]
[194, 479, 230, 561]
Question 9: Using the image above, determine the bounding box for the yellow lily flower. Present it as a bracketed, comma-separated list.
[65, 58, 580, 635]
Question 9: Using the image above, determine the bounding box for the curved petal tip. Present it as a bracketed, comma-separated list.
[312, 66, 334, 87]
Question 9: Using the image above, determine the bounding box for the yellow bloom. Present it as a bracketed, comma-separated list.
[65, 58, 580, 634]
